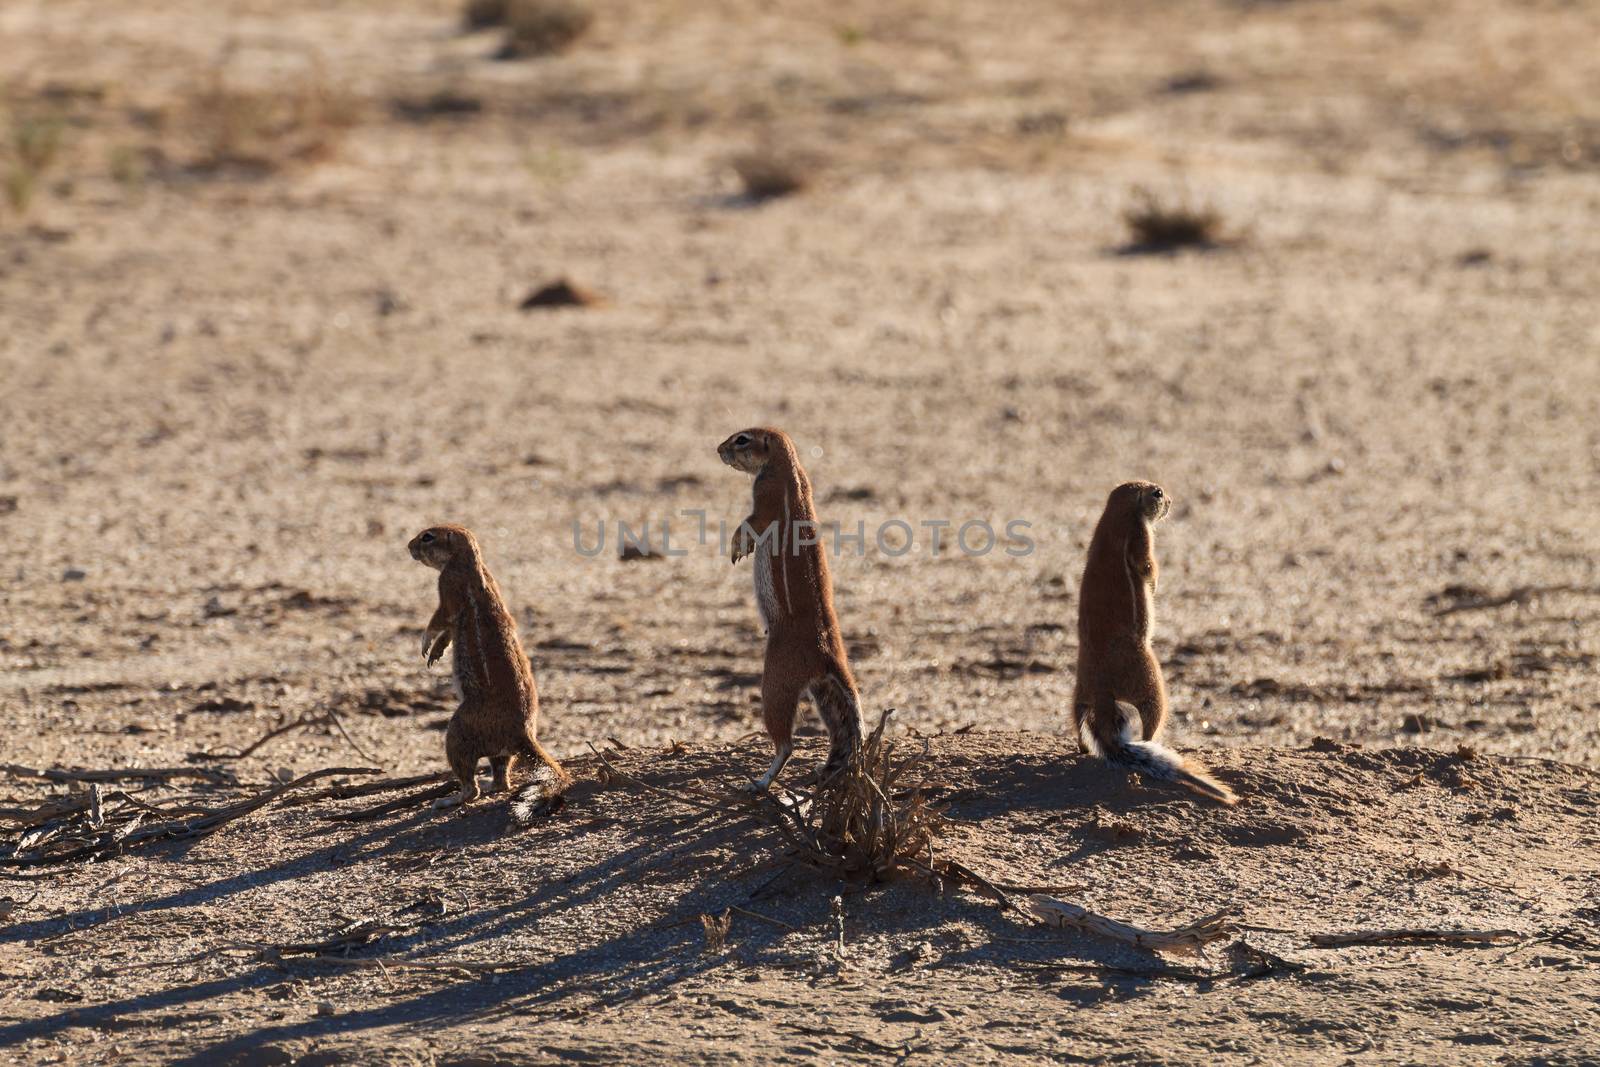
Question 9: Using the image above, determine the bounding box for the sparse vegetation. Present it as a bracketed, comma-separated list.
[2, 111, 65, 216]
[498, 0, 594, 58]
[107, 144, 147, 190]
[1121, 187, 1225, 252]
[462, 0, 509, 30]
[730, 149, 811, 201]
[1164, 70, 1222, 94]
[757, 711, 945, 882]
[699, 910, 732, 953]
[189, 55, 358, 173]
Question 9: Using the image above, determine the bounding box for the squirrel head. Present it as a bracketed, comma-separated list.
[408, 524, 478, 570]
[717, 427, 789, 475]
[1108, 481, 1170, 524]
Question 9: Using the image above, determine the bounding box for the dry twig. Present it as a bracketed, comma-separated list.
[1309, 928, 1520, 948]
[2, 767, 378, 867]
[2, 763, 235, 786]
[1023, 896, 1236, 957]
[198, 704, 377, 764]
[587, 743, 731, 814]
[285, 771, 451, 808]
[327, 782, 458, 822]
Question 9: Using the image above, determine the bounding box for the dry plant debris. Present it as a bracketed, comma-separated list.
[498, 0, 594, 58]
[462, 0, 510, 30]
[3, 108, 65, 215]
[1309, 927, 1521, 948]
[730, 150, 812, 200]
[1121, 187, 1225, 252]
[754, 710, 945, 883]
[1023, 895, 1235, 957]
[187, 47, 358, 174]
[1, 766, 377, 868]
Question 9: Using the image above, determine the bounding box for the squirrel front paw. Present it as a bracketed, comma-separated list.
[731, 526, 755, 564]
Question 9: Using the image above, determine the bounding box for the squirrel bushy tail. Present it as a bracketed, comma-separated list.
[1083, 702, 1238, 806]
[509, 740, 572, 824]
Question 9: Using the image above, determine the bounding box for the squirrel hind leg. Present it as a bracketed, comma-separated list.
[746, 742, 795, 793]
[489, 753, 516, 794]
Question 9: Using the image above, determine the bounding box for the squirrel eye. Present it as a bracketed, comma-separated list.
[420, 531, 435, 543]
[734, 434, 751, 448]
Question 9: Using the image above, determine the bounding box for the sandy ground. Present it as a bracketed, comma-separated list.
[4, 738, 1600, 1065]
[3, 0, 1600, 1062]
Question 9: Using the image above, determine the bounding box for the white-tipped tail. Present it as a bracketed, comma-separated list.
[509, 764, 566, 824]
[1086, 702, 1238, 805]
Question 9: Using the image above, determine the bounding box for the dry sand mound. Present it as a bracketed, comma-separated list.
[4, 735, 1598, 1064]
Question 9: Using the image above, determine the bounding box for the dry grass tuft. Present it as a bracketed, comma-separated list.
[699, 910, 732, 954]
[730, 149, 811, 201]
[462, 0, 510, 30]
[189, 53, 359, 174]
[498, 0, 594, 58]
[758, 710, 946, 883]
[1121, 187, 1225, 252]
[2, 111, 65, 215]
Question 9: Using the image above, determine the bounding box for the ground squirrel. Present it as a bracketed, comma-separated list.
[718, 427, 865, 791]
[409, 524, 572, 820]
[1072, 482, 1237, 805]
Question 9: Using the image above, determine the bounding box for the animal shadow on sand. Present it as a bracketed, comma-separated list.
[1, 743, 1258, 1060]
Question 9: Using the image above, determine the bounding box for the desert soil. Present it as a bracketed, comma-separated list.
[3, 0, 1599, 1063]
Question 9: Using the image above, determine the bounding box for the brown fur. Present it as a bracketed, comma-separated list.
[1073, 482, 1237, 805]
[409, 523, 571, 819]
[718, 427, 864, 790]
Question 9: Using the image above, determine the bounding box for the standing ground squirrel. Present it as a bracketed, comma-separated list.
[409, 524, 572, 820]
[718, 427, 865, 791]
[1072, 482, 1237, 805]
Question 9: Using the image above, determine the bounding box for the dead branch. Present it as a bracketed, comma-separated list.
[0, 793, 95, 829]
[1225, 940, 1309, 980]
[1310, 928, 1520, 948]
[326, 782, 457, 822]
[195, 714, 324, 761]
[199, 703, 377, 763]
[273, 917, 421, 957]
[1, 766, 379, 867]
[323, 752, 604, 822]
[990, 880, 1090, 896]
[937, 858, 1015, 907]
[285, 771, 450, 808]
[324, 704, 380, 765]
[726, 904, 799, 932]
[587, 743, 733, 814]
[272, 952, 523, 975]
[114, 941, 524, 978]
[1, 763, 236, 786]
[777, 1022, 909, 1058]
[1012, 959, 1219, 983]
[1430, 584, 1577, 616]
[1023, 895, 1236, 958]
